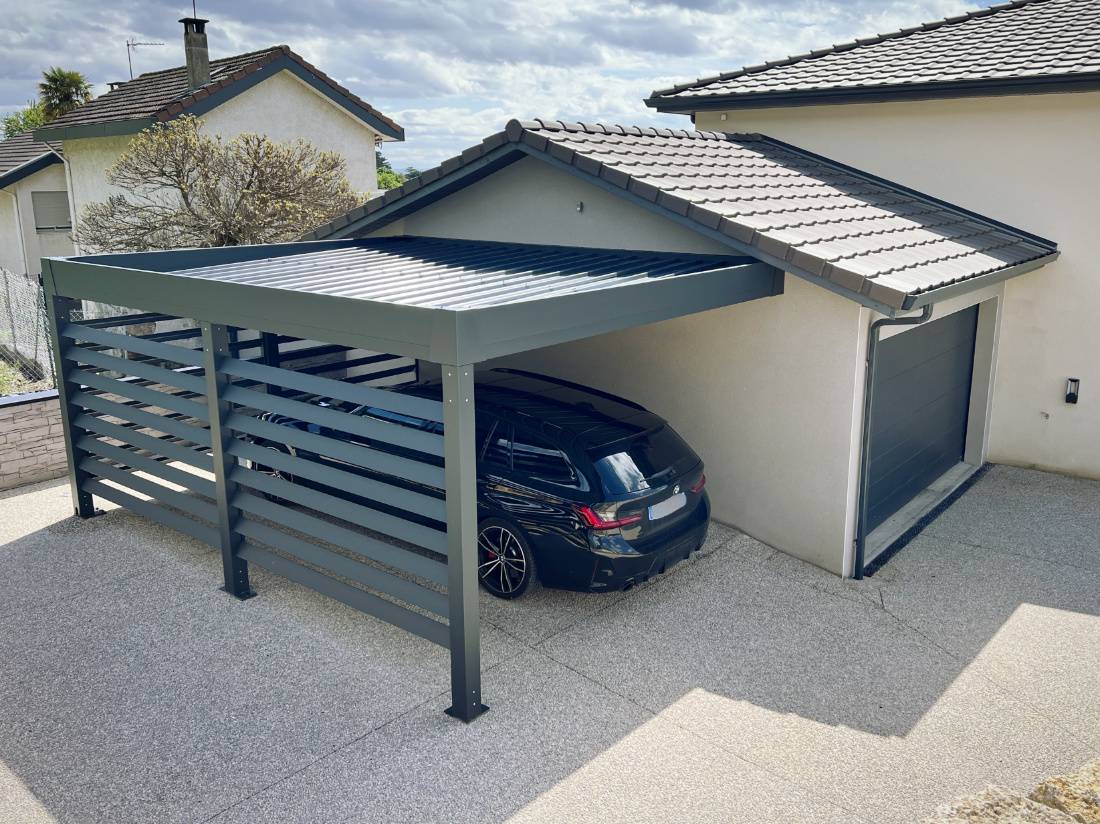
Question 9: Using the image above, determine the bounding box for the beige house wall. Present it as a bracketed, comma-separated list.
[695, 91, 1100, 479]
[63, 69, 383, 240]
[370, 157, 864, 575]
[0, 163, 74, 276]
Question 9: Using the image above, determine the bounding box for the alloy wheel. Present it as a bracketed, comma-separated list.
[477, 525, 529, 597]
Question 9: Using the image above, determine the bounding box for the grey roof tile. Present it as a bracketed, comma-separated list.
[305, 119, 1057, 310]
[0, 131, 59, 179]
[649, 0, 1100, 107]
[35, 45, 402, 138]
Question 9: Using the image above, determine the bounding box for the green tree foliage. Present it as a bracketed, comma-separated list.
[77, 116, 362, 251]
[37, 67, 92, 119]
[2, 101, 47, 138]
[376, 149, 420, 190]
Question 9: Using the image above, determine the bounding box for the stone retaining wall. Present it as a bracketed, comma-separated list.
[0, 391, 67, 492]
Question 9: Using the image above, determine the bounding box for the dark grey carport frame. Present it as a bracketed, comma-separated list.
[43, 239, 780, 722]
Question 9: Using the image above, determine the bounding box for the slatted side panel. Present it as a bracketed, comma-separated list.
[59, 315, 220, 547]
[219, 353, 450, 647]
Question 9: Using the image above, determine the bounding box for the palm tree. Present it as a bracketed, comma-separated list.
[38, 67, 92, 119]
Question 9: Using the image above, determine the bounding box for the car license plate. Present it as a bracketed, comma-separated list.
[648, 492, 686, 521]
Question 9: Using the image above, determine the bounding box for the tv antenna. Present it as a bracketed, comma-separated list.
[126, 37, 166, 79]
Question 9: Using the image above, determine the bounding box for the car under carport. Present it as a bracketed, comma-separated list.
[45, 118, 1057, 719]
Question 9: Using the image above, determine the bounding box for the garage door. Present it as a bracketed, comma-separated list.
[866, 305, 978, 532]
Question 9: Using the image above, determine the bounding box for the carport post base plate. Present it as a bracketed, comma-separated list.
[444, 703, 490, 723]
[219, 585, 258, 601]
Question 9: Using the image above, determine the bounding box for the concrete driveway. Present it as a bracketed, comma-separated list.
[1, 464, 1097, 824]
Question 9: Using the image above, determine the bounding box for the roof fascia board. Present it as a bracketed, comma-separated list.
[902, 251, 1060, 310]
[319, 144, 527, 239]
[454, 260, 784, 362]
[513, 144, 906, 315]
[646, 72, 1100, 113]
[46, 255, 459, 362]
[0, 152, 62, 189]
[34, 118, 152, 142]
[177, 54, 405, 140]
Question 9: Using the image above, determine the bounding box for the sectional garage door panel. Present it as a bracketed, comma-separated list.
[866, 306, 978, 532]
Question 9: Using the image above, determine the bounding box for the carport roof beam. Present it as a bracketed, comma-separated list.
[45, 236, 782, 364]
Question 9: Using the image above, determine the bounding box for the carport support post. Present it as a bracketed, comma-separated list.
[201, 321, 256, 600]
[40, 271, 96, 519]
[442, 364, 487, 722]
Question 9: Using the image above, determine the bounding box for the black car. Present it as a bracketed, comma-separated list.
[249, 368, 710, 599]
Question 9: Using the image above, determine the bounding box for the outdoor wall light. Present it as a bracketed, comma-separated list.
[576, 201, 584, 212]
[1066, 377, 1080, 404]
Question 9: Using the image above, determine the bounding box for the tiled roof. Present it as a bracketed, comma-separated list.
[36, 46, 403, 139]
[648, 0, 1100, 109]
[0, 131, 58, 175]
[306, 119, 1057, 311]
[0, 131, 61, 187]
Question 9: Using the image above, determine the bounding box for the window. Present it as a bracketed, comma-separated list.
[480, 420, 512, 470]
[31, 191, 71, 232]
[512, 428, 576, 485]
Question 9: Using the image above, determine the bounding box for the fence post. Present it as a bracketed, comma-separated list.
[40, 264, 97, 518]
[442, 363, 486, 722]
[201, 321, 255, 599]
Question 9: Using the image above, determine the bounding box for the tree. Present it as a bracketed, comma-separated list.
[38, 67, 92, 119]
[375, 149, 421, 190]
[2, 101, 47, 138]
[77, 116, 362, 251]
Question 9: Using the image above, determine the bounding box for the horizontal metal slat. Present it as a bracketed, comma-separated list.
[224, 413, 442, 487]
[223, 385, 442, 457]
[276, 343, 350, 363]
[218, 356, 443, 423]
[236, 519, 447, 617]
[82, 311, 175, 329]
[77, 435, 216, 498]
[238, 542, 448, 646]
[61, 323, 204, 367]
[232, 490, 448, 585]
[62, 345, 207, 394]
[80, 458, 218, 523]
[73, 392, 212, 447]
[230, 466, 447, 554]
[74, 414, 214, 471]
[67, 368, 210, 421]
[83, 479, 219, 548]
[349, 364, 415, 384]
[296, 352, 400, 376]
[227, 438, 446, 522]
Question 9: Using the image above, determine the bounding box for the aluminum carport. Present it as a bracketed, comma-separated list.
[43, 235, 781, 721]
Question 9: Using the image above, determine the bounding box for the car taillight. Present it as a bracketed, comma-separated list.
[575, 504, 643, 530]
[690, 474, 706, 494]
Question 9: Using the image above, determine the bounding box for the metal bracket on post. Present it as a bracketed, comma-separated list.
[202, 321, 256, 600]
[442, 364, 487, 722]
[40, 266, 100, 519]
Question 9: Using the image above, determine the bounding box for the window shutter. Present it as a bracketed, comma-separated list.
[31, 191, 71, 231]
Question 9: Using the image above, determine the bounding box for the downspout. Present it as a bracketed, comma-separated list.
[852, 303, 933, 579]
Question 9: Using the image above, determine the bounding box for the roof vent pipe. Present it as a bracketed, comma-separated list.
[180, 17, 211, 90]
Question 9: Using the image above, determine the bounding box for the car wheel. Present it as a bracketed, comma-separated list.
[477, 519, 536, 599]
[248, 444, 295, 503]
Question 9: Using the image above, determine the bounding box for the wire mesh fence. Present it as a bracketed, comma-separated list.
[0, 268, 54, 395]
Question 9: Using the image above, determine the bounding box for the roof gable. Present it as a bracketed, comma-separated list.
[305, 119, 1057, 314]
[648, 0, 1100, 110]
[34, 46, 403, 142]
[0, 131, 62, 189]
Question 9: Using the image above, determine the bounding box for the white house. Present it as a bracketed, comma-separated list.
[0, 16, 402, 274]
[303, 0, 1092, 579]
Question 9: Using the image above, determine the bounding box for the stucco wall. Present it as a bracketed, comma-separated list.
[696, 91, 1100, 479]
[64, 69, 381, 234]
[371, 157, 865, 574]
[0, 164, 74, 275]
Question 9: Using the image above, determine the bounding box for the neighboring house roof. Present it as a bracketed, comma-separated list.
[305, 119, 1057, 313]
[647, 0, 1100, 111]
[34, 45, 403, 142]
[0, 131, 62, 189]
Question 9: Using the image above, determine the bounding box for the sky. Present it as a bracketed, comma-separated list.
[0, 0, 981, 172]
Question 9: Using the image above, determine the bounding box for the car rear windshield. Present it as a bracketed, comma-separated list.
[587, 426, 699, 495]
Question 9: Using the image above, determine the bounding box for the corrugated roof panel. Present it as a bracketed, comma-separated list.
[171, 237, 749, 310]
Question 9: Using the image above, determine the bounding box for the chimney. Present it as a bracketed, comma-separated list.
[179, 17, 210, 90]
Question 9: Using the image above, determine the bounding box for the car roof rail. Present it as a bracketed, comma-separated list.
[489, 368, 647, 412]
